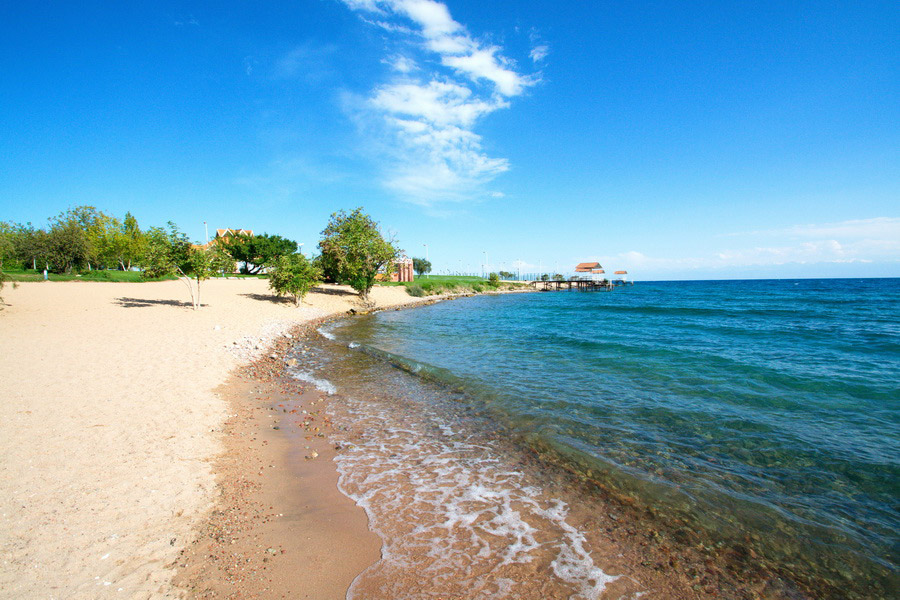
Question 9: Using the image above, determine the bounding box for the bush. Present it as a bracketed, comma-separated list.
[268, 253, 322, 306]
[406, 284, 425, 297]
[471, 283, 483, 293]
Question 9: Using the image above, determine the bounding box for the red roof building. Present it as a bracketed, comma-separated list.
[575, 262, 602, 273]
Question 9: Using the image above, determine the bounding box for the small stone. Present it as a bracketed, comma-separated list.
[266, 547, 278, 555]
[305, 451, 319, 460]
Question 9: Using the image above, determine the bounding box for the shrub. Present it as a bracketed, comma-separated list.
[406, 284, 425, 297]
[269, 253, 322, 306]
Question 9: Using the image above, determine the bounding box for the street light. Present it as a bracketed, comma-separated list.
[483, 251, 488, 278]
[203, 221, 209, 244]
[424, 243, 428, 279]
[298, 243, 304, 256]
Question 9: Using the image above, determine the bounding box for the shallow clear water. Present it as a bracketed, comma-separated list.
[320, 278, 899, 597]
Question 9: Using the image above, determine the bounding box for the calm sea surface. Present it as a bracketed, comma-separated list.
[300, 278, 898, 598]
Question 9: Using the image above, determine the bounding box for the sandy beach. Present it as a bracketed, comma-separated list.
[0, 278, 419, 599]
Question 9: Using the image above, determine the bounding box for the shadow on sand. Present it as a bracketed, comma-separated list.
[309, 285, 358, 297]
[239, 293, 295, 305]
[115, 297, 205, 309]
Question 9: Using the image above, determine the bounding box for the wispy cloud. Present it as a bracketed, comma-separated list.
[528, 29, 549, 63]
[340, 0, 541, 205]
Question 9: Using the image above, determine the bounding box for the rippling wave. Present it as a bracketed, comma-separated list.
[322, 278, 899, 597]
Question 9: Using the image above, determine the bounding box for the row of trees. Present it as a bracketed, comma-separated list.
[1, 205, 402, 308]
[0, 207, 147, 274]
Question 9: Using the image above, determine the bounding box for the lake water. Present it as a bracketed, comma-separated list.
[290, 278, 899, 598]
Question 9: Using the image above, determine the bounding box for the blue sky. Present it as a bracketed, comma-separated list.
[1, 0, 898, 279]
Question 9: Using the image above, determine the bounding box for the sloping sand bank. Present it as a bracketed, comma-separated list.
[0, 278, 416, 599]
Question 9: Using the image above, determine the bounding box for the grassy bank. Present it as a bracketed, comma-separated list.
[381, 275, 530, 297]
[2, 268, 273, 283]
[2, 268, 174, 283]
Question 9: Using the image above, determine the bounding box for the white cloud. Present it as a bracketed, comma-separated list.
[383, 54, 417, 73]
[530, 45, 549, 63]
[340, 0, 541, 205]
[372, 80, 507, 127]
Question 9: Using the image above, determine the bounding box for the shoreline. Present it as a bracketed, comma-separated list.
[0, 279, 438, 599]
[0, 278, 526, 599]
[180, 307, 746, 599]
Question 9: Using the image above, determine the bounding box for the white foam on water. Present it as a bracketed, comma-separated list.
[348, 341, 360, 349]
[332, 396, 620, 599]
[288, 369, 337, 395]
[317, 326, 337, 340]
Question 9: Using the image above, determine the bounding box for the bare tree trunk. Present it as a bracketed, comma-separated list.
[175, 268, 197, 310]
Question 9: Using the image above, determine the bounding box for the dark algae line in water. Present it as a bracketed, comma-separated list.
[323, 279, 899, 599]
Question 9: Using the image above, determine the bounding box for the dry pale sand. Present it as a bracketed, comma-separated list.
[0, 278, 419, 599]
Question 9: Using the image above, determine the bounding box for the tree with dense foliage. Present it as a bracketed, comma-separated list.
[49, 206, 115, 270]
[412, 257, 431, 277]
[142, 222, 191, 279]
[108, 212, 146, 271]
[541, 273, 550, 281]
[268, 253, 322, 306]
[219, 233, 297, 274]
[488, 272, 500, 285]
[318, 208, 400, 300]
[498, 270, 515, 280]
[552, 273, 565, 281]
[10, 223, 50, 270]
[46, 216, 91, 273]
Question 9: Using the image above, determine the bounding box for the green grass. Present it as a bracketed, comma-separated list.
[378, 274, 529, 297]
[3, 268, 177, 283]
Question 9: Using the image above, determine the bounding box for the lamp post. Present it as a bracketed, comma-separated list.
[298, 243, 304, 257]
[483, 251, 488, 278]
[203, 221, 209, 244]
[424, 243, 428, 279]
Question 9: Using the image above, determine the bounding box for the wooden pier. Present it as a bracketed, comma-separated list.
[530, 279, 619, 291]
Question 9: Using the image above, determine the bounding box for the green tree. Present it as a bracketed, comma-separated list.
[142, 222, 191, 279]
[0, 223, 15, 269]
[219, 233, 297, 274]
[552, 273, 565, 281]
[182, 245, 232, 309]
[488, 272, 500, 286]
[318, 208, 400, 300]
[50, 206, 115, 270]
[540, 273, 550, 281]
[108, 212, 146, 271]
[2, 222, 50, 270]
[412, 257, 432, 277]
[0, 224, 14, 305]
[498, 270, 514, 280]
[46, 217, 90, 273]
[268, 253, 322, 306]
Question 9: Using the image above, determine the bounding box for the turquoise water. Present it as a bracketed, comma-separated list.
[325, 279, 899, 596]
